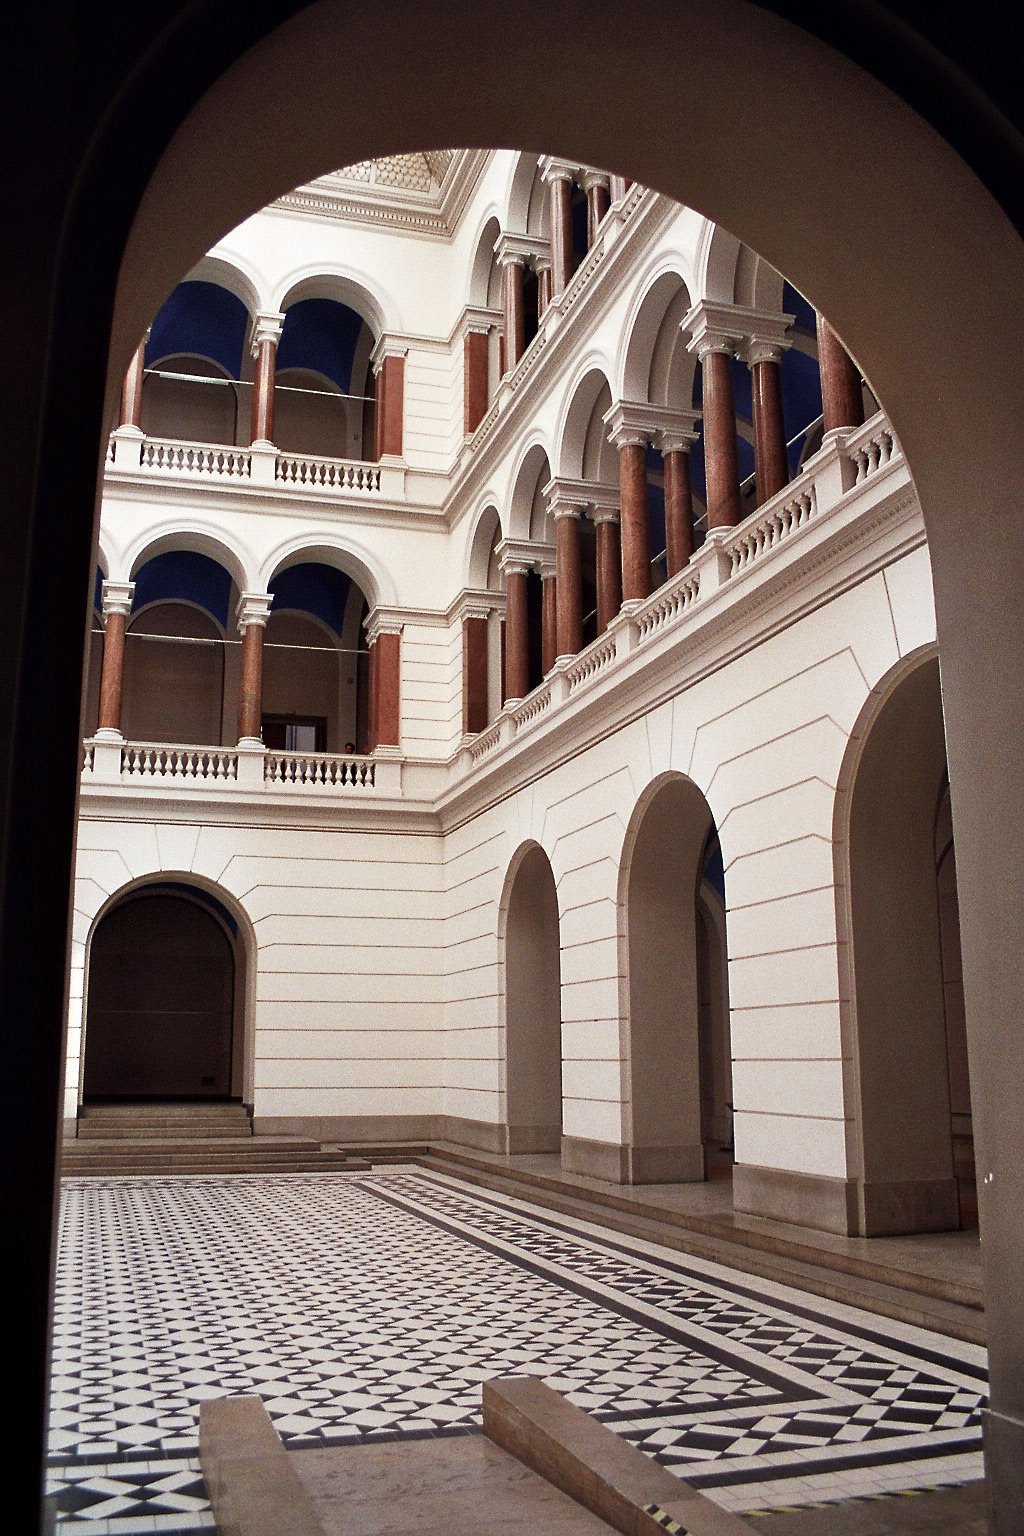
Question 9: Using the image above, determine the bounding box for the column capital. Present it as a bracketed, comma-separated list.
[459, 304, 501, 338]
[579, 166, 611, 194]
[100, 580, 135, 621]
[650, 407, 701, 453]
[370, 334, 410, 371]
[741, 312, 796, 367]
[538, 154, 580, 185]
[603, 400, 653, 450]
[236, 591, 273, 630]
[496, 537, 553, 576]
[250, 310, 285, 357]
[542, 476, 591, 519]
[684, 300, 795, 361]
[494, 231, 534, 269]
[364, 607, 405, 646]
[453, 588, 504, 624]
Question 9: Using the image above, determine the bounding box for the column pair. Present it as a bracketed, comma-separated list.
[495, 233, 552, 374]
[494, 542, 557, 705]
[603, 404, 701, 605]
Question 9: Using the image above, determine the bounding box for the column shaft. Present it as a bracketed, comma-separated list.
[237, 623, 265, 741]
[555, 515, 583, 657]
[367, 639, 379, 751]
[97, 612, 128, 732]
[504, 570, 530, 700]
[541, 574, 558, 674]
[464, 330, 489, 435]
[549, 176, 574, 296]
[702, 350, 742, 529]
[817, 314, 864, 433]
[586, 181, 609, 245]
[663, 450, 694, 576]
[379, 355, 405, 456]
[373, 364, 385, 461]
[537, 266, 553, 314]
[752, 357, 789, 504]
[619, 442, 652, 601]
[462, 617, 489, 733]
[120, 341, 146, 430]
[250, 337, 277, 444]
[595, 518, 623, 632]
[375, 632, 401, 747]
[502, 260, 525, 373]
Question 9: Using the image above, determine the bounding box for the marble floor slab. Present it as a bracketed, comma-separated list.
[47, 1169, 986, 1531]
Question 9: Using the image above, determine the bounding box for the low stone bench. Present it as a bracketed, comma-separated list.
[483, 1375, 758, 1536]
[199, 1395, 326, 1536]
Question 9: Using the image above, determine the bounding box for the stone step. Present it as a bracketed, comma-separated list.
[405, 1149, 985, 1346]
[62, 1149, 373, 1175]
[77, 1102, 253, 1139]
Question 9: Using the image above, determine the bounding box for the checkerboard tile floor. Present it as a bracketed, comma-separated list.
[47, 1169, 986, 1531]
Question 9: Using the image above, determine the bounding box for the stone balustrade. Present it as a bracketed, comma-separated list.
[82, 739, 397, 795]
[456, 410, 907, 777]
[106, 429, 402, 500]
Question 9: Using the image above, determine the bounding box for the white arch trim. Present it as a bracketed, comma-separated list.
[271, 262, 393, 337]
[258, 530, 396, 609]
[123, 520, 252, 594]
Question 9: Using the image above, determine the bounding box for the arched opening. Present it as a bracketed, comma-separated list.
[274, 296, 377, 459]
[620, 775, 731, 1184]
[265, 560, 369, 751]
[502, 843, 563, 1154]
[123, 550, 235, 745]
[141, 279, 250, 443]
[843, 655, 975, 1235]
[83, 883, 243, 1102]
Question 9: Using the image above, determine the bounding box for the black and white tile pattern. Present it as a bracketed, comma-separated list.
[48, 1169, 986, 1530]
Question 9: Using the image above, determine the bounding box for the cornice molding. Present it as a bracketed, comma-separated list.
[268, 149, 492, 240]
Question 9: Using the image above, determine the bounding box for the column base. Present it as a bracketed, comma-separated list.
[560, 1135, 704, 1184]
[92, 727, 124, 743]
[983, 1408, 1024, 1534]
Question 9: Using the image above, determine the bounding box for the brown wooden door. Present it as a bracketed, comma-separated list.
[84, 891, 235, 1099]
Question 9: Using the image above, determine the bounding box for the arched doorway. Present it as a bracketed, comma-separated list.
[842, 655, 975, 1234]
[502, 843, 563, 1153]
[620, 775, 731, 1184]
[83, 884, 241, 1101]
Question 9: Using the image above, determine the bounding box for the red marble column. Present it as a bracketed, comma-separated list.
[540, 568, 558, 674]
[816, 313, 864, 433]
[547, 172, 574, 296]
[537, 261, 553, 316]
[462, 615, 489, 734]
[700, 347, 742, 529]
[373, 363, 386, 461]
[463, 329, 490, 435]
[503, 565, 530, 700]
[594, 513, 623, 632]
[663, 448, 695, 576]
[237, 625, 265, 741]
[555, 509, 583, 657]
[250, 333, 279, 445]
[119, 339, 146, 430]
[584, 175, 610, 246]
[617, 437, 652, 601]
[379, 353, 405, 456]
[750, 349, 789, 504]
[501, 256, 525, 374]
[374, 630, 401, 747]
[367, 639, 379, 751]
[96, 585, 134, 733]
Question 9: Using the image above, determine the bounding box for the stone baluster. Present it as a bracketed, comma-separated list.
[96, 581, 135, 737]
[249, 312, 285, 446]
[236, 592, 273, 744]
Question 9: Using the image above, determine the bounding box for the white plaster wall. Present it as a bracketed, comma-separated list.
[66, 817, 444, 1125]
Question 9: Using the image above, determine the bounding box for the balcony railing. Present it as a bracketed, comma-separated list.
[456, 412, 906, 775]
[82, 739, 398, 795]
[107, 429, 400, 498]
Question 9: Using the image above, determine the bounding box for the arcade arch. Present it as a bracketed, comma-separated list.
[500, 842, 563, 1154]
